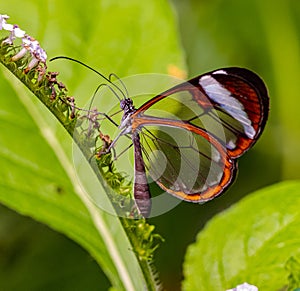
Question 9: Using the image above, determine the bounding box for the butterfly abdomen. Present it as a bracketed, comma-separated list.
[132, 133, 152, 217]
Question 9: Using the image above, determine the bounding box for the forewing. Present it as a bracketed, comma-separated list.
[133, 67, 269, 158]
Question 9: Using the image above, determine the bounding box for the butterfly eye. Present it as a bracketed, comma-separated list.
[120, 99, 126, 109]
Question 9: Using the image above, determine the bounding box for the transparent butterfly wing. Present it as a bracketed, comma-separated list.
[137, 123, 236, 202]
[131, 67, 269, 200]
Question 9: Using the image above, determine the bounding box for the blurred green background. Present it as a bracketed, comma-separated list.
[1, 0, 299, 290]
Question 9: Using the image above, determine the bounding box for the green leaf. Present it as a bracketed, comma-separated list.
[0, 0, 185, 289]
[183, 181, 300, 291]
[0, 67, 143, 291]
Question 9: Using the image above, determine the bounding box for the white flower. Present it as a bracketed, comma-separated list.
[33, 45, 47, 63]
[23, 35, 39, 51]
[0, 14, 9, 30]
[26, 57, 39, 71]
[2, 23, 13, 31]
[13, 25, 25, 37]
[22, 35, 47, 62]
[226, 282, 258, 291]
[1, 15, 25, 36]
[2, 24, 26, 44]
[11, 47, 27, 61]
[1, 13, 47, 71]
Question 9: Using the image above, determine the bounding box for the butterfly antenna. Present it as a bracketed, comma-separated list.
[50, 56, 127, 100]
[109, 73, 129, 99]
[88, 83, 122, 113]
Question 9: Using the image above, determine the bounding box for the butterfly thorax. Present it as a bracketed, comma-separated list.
[119, 98, 137, 135]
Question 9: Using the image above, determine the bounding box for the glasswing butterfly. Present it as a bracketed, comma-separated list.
[52, 57, 269, 218]
[98, 67, 269, 218]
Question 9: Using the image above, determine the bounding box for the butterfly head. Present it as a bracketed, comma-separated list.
[120, 98, 136, 114]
